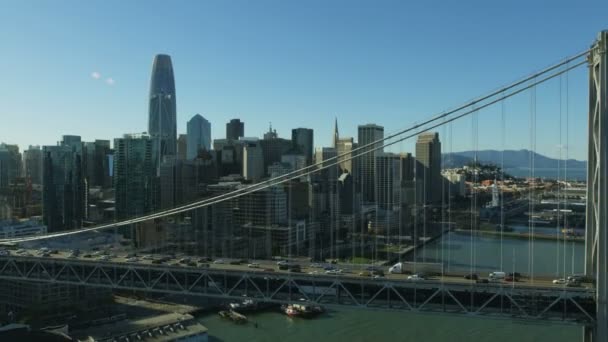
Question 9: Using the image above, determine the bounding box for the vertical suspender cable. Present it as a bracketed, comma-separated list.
[501, 92, 505, 273]
[557, 73, 563, 278]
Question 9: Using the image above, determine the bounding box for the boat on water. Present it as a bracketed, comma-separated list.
[281, 303, 324, 318]
[229, 299, 257, 312]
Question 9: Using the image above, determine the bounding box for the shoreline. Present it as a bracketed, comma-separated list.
[453, 229, 584, 243]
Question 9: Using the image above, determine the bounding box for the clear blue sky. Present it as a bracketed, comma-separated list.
[1, 0, 606, 160]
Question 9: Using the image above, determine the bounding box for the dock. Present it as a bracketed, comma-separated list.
[219, 310, 247, 324]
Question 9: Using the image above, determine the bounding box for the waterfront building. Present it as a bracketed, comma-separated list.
[415, 132, 442, 204]
[148, 54, 177, 175]
[75, 313, 208, 342]
[357, 124, 384, 203]
[187, 114, 211, 159]
[0, 217, 46, 239]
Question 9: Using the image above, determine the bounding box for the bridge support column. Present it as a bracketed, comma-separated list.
[586, 30, 608, 342]
[583, 326, 595, 342]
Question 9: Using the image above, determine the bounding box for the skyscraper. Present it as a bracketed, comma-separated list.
[242, 140, 264, 182]
[0, 143, 22, 190]
[375, 152, 400, 210]
[315, 147, 338, 181]
[42, 136, 86, 232]
[226, 119, 244, 141]
[23, 145, 43, 185]
[113, 133, 155, 219]
[261, 126, 291, 176]
[415, 132, 442, 204]
[336, 137, 354, 174]
[177, 134, 187, 160]
[399, 152, 416, 205]
[187, 114, 211, 159]
[148, 54, 177, 175]
[357, 124, 384, 203]
[291, 128, 314, 165]
[83, 140, 111, 188]
[160, 157, 197, 209]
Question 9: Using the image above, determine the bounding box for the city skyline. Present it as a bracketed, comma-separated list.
[2, 1, 607, 160]
[0, 2, 606, 340]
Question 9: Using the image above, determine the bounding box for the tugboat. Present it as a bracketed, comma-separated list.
[281, 303, 324, 318]
[283, 304, 301, 317]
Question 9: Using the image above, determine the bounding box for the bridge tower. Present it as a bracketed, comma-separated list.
[585, 30, 608, 342]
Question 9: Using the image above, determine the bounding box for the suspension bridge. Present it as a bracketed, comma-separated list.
[0, 31, 606, 341]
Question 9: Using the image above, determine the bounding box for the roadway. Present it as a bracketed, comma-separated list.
[6, 247, 593, 293]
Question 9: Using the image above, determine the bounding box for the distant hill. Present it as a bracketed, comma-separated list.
[442, 150, 586, 169]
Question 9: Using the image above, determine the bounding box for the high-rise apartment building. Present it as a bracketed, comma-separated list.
[160, 157, 198, 209]
[148, 54, 177, 175]
[357, 124, 384, 203]
[177, 134, 187, 160]
[315, 147, 338, 181]
[261, 127, 291, 176]
[113, 133, 155, 220]
[23, 145, 43, 185]
[242, 140, 264, 182]
[291, 128, 314, 166]
[336, 137, 354, 174]
[83, 140, 111, 188]
[399, 152, 416, 205]
[226, 119, 244, 141]
[187, 114, 211, 159]
[0, 144, 22, 191]
[415, 132, 442, 204]
[375, 152, 400, 210]
[42, 136, 86, 232]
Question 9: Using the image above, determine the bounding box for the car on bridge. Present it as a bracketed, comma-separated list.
[358, 271, 372, 277]
[288, 265, 302, 272]
[553, 278, 567, 285]
[464, 273, 478, 280]
[407, 274, 425, 281]
[325, 269, 342, 275]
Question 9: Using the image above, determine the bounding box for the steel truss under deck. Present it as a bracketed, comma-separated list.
[0, 255, 595, 325]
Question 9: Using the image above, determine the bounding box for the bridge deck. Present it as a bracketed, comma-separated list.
[0, 252, 596, 326]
